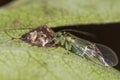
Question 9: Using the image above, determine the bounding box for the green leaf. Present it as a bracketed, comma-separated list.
[0, 0, 120, 80]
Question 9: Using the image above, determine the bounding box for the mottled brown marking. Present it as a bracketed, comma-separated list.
[20, 25, 55, 47]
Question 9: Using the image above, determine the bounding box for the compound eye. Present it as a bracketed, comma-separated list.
[40, 34, 46, 38]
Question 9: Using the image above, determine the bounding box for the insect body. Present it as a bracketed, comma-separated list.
[4, 25, 118, 66]
[54, 32, 118, 66]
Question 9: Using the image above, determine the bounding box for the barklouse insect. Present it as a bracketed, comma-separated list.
[4, 25, 119, 66]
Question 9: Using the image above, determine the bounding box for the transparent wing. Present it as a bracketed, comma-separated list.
[96, 43, 119, 66]
[66, 33, 118, 66]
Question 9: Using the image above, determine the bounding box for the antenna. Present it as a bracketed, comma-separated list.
[59, 29, 96, 39]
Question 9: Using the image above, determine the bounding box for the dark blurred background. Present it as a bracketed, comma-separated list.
[0, 0, 12, 6]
